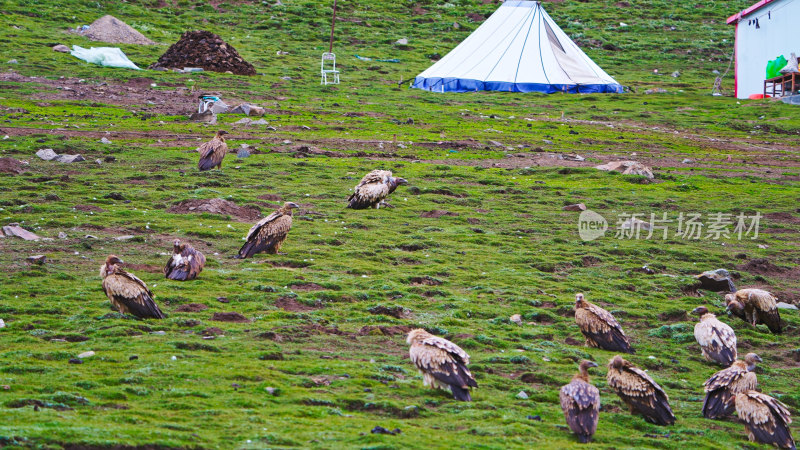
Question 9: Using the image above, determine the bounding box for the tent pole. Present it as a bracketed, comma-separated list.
[328, 0, 338, 53]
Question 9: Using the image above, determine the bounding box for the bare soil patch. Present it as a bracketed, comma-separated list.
[74, 204, 106, 212]
[288, 282, 326, 291]
[174, 303, 209, 312]
[0, 157, 25, 174]
[736, 258, 787, 276]
[275, 296, 319, 312]
[420, 210, 458, 218]
[211, 312, 250, 323]
[765, 212, 800, 224]
[166, 198, 260, 222]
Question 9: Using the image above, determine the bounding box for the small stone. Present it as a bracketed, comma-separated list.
[0, 319, 5, 328]
[27, 255, 46, 264]
[542, 139, 553, 145]
[217, 297, 229, 303]
[237, 149, 250, 158]
[54, 154, 85, 163]
[777, 302, 798, 310]
[58, 232, 68, 239]
[395, 38, 408, 46]
[301, 125, 311, 130]
[114, 235, 135, 241]
[265, 387, 276, 395]
[645, 88, 668, 94]
[99, 137, 112, 144]
[280, 76, 292, 81]
[53, 44, 70, 53]
[696, 269, 736, 292]
[671, 71, 680, 78]
[527, 415, 542, 421]
[7, 59, 18, 64]
[69, 358, 83, 364]
[251, 119, 269, 125]
[510, 314, 522, 324]
[129, 355, 138, 360]
[488, 140, 503, 147]
[77, 351, 95, 359]
[95, 159, 103, 165]
[516, 391, 529, 399]
[151, 330, 166, 335]
[171, 355, 178, 360]
[562, 203, 586, 212]
[282, 140, 292, 145]
[36, 148, 59, 161]
[235, 118, 252, 125]
[84, 235, 98, 239]
[682, 158, 693, 164]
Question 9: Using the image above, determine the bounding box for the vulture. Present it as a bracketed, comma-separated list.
[725, 288, 782, 333]
[702, 353, 761, 419]
[100, 255, 165, 319]
[574, 293, 634, 353]
[346, 170, 407, 209]
[164, 239, 206, 281]
[237, 202, 299, 259]
[606, 355, 675, 426]
[692, 305, 737, 366]
[197, 130, 228, 171]
[735, 390, 795, 449]
[407, 328, 478, 401]
[560, 360, 600, 444]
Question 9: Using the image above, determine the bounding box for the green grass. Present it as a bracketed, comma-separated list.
[0, 0, 799, 448]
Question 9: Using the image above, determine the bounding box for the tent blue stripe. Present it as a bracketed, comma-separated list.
[411, 77, 624, 94]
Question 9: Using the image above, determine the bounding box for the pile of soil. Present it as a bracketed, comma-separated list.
[149, 31, 256, 75]
[166, 198, 261, 221]
[0, 157, 25, 174]
[79, 15, 156, 45]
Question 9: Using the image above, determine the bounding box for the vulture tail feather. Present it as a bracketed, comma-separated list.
[198, 157, 217, 171]
[702, 390, 733, 419]
[449, 384, 472, 402]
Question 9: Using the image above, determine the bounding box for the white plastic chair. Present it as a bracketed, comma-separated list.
[321, 52, 340, 85]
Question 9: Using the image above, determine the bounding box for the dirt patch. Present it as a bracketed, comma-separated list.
[77, 15, 156, 45]
[765, 212, 800, 224]
[288, 282, 326, 291]
[275, 296, 319, 312]
[0, 157, 25, 174]
[74, 204, 106, 212]
[658, 310, 689, 322]
[367, 305, 409, 318]
[357, 325, 412, 336]
[564, 337, 583, 346]
[420, 210, 458, 218]
[409, 276, 442, 286]
[150, 30, 256, 75]
[166, 198, 260, 222]
[210, 312, 250, 323]
[737, 258, 787, 276]
[174, 303, 209, 312]
[581, 256, 602, 266]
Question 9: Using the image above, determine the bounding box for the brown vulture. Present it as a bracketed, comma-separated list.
[197, 130, 228, 171]
[692, 306, 737, 366]
[703, 353, 761, 419]
[725, 288, 782, 333]
[237, 202, 299, 259]
[560, 360, 600, 444]
[346, 170, 408, 209]
[574, 293, 634, 353]
[164, 239, 206, 281]
[407, 328, 478, 401]
[606, 355, 675, 426]
[735, 391, 795, 449]
[100, 255, 165, 319]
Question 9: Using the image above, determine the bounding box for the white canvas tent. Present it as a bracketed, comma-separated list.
[412, 1, 623, 94]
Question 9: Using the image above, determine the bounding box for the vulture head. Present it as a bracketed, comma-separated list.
[280, 202, 300, 214]
[103, 254, 124, 275]
[216, 130, 229, 140]
[609, 355, 626, 370]
[725, 297, 745, 317]
[691, 306, 710, 317]
[406, 328, 431, 345]
[574, 293, 587, 307]
[578, 360, 598, 378]
[744, 353, 762, 370]
[172, 239, 184, 252]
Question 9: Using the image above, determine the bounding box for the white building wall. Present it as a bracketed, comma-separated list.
[735, 0, 800, 98]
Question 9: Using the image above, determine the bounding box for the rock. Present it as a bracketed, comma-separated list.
[77, 351, 95, 359]
[2, 224, 40, 241]
[84, 235, 98, 239]
[371, 426, 401, 435]
[777, 302, 798, 310]
[595, 160, 654, 179]
[7, 59, 18, 64]
[95, 159, 103, 165]
[395, 38, 408, 45]
[69, 358, 83, 364]
[129, 355, 138, 360]
[114, 235, 135, 241]
[282, 140, 292, 145]
[53, 44, 70, 53]
[36, 148, 59, 161]
[54, 154, 85, 163]
[563, 203, 586, 212]
[696, 269, 736, 292]
[280, 76, 292, 81]
[151, 330, 166, 335]
[488, 140, 503, 147]
[217, 297, 229, 303]
[26, 255, 46, 265]
[230, 104, 265, 116]
[0, 319, 5, 328]
[301, 125, 311, 130]
[671, 71, 680, 78]
[265, 387, 276, 395]
[99, 137, 112, 144]
[645, 88, 668, 94]
[58, 232, 68, 239]
[682, 158, 693, 164]
[189, 110, 216, 123]
[510, 314, 522, 325]
[542, 139, 553, 145]
[236, 149, 250, 158]
[251, 119, 269, 125]
[516, 391, 529, 399]
[235, 118, 252, 125]
[563, 154, 585, 161]
[453, 22, 460, 29]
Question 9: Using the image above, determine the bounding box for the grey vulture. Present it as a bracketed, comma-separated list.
[407, 328, 477, 401]
[735, 391, 795, 449]
[164, 239, 206, 281]
[197, 130, 228, 171]
[726, 288, 782, 333]
[607, 355, 675, 426]
[237, 202, 299, 258]
[560, 360, 600, 444]
[703, 353, 761, 419]
[692, 306, 737, 366]
[574, 293, 634, 353]
[346, 170, 407, 209]
[100, 255, 165, 319]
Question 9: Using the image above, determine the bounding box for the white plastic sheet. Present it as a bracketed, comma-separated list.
[70, 45, 140, 70]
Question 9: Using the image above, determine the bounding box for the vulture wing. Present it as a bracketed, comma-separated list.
[575, 304, 634, 353]
[198, 138, 227, 171]
[736, 391, 795, 449]
[694, 319, 737, 366]
[165, 245, 206, 281]
[560, 380, 600, 443]
[347, 170, 391, 209]
[410, 337, 477, 401]
[102, 270, 164, 319]
[238, 212, 292, 258]
[608, 365, 675, 425]
[702, 364, 755, 419]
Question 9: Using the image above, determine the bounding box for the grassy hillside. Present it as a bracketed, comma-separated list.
[1, 0, 799, 448]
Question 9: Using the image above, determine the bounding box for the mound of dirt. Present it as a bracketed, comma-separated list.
[420, 210, 458, 218]
[174, 303, 209, 313]
[166, 198, 260, 222]
[288, 282, 326, 291]
[737, 258, 787, 276]
[0, 157, 25, 174]
[79, 15, 156, 45]
[211, 312, 250, 323]
[275, 296, 318, 312]
[149, 31, 256, 75]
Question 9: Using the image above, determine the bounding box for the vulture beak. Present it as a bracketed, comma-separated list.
[288, 202, 300, 209]
[586, 361, 598, 368]
[218, 130, 228, 136]
[691, 307, 703, 315]
[396, 178, 408, 185]
[755, 355, 763, 363]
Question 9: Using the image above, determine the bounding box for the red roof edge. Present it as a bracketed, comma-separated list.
[727, 0, 777, 25]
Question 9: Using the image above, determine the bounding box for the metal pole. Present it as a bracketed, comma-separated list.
[328, 0, 337, 53]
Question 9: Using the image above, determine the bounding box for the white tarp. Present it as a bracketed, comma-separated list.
[70, 45, 141, 70]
